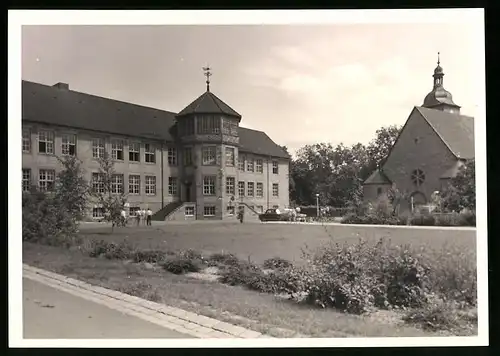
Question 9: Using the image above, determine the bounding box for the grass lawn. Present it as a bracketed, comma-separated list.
[78, 222, 476, 265]
[24, 241, 460, 338]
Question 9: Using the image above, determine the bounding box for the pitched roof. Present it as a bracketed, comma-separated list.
[22, 80, 177, 141]
[177, 91, 241, 118]
[415, 106, 475, 159]
[238, 127, 290, 158]
[364, 169, 392, 185]
[21, 80, 288, 159]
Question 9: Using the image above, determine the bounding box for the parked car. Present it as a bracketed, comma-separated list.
[259, 208, 285, 222]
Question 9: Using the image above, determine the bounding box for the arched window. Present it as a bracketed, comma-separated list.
[411, 169, 425, 186]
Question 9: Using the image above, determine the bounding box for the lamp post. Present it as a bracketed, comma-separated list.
[315, 193, 320, 217]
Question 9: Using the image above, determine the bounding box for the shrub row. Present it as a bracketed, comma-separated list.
[341, 211, 476, 227]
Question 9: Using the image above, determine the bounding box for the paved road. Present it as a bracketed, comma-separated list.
[23, 278, 190, 339]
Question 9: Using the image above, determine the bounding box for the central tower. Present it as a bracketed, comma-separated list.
[175, 67, 242, 219]
[422, 52, 461, 114]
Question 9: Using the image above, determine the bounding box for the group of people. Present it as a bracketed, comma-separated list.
[119, 207, 153, 227]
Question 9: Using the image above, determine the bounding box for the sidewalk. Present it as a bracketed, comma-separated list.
[23, 264, 270, 339]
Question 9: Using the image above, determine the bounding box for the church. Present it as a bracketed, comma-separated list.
[21, 69, 291, 221]
[363, 55, 475, 211]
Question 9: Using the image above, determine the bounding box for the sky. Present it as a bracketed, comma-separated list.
[21, 22, 482, 155]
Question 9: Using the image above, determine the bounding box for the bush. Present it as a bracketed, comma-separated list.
[403, 297, 476, 332]
[410, 213, 436, 226]
[162, 254, 203, 274]
[341, 212, 407, 226]
[275, 239, 437, 314]
[133, 249, 169, 264]
[87, 239, 135, 260]
[263, 257, 293, 270]
[206, 252, 240, 268]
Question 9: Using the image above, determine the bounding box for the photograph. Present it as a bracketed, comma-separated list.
[8, 8, 487, 348]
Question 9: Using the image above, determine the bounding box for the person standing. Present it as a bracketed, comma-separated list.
[140, 208, 146, 225]
[146, 208, 152, 226]
[136, 207, 141, 226]
[120, 209, 127, 227]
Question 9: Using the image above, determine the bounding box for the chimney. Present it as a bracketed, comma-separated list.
[53, 82, 69, 90]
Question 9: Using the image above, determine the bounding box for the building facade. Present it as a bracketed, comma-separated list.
[21, 79, 290, 221]
[363, 56, 475, 211]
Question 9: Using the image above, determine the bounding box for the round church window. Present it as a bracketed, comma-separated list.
[411, 169, 425, 186]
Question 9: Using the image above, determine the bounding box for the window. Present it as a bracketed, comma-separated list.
[256, 182, 263, 197]
[411, 169, 426, 186]
[238, 155, 245, 171]
[22, 169, 31, 192]
[227, 205, 235, 215]
[377, 187, 383, 196]
[111, 174, 124, 194]
[92, 207, 104, 218]
[168, 177, 178, 195]
[256, 205, 263, 213]
[203, 176, 216, 196]
[272, 161, 279, 174]
[182, 117, 195, 136]
[61, 134, 77, 156]
[111, 139, 124, 160]
[222, 119, 231, 134]
[198, 116, 220, 134]
[185, 206, 195, 217]
[145, 176, 156, 195]
[38, 130, 54, 154]
[38, 169, 55, 192]
[238, 181, 245, 197]
[202, 146, 216, 165]
[92, 173, 105, 194]
[256, 159, 263, 173]
[225, 147, 235, 166]
[145, 143, 156, 163]
[183, 147, 193, 166]
[167, 147, 177, 165]
[92, 138, 105, 159]
[204, 206, 216, 217]
[226, 177, 235, 195]
[246, 157, 255, 172]
[272, 183, 279, 197]
[129, 142, 140, 162]
[22, 128, 31, 153]
[247, 182, 254, 197]
[128, 175, 140, 195]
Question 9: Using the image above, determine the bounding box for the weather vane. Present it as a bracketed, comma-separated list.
[203, 65, 212, 92]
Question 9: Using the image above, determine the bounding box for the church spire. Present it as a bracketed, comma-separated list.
[202, 66, 212, 92]
[432, 52, 444, 88]
[422, 52, 461, 114]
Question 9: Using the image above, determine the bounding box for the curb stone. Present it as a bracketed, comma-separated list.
[23, 264, 271, 339]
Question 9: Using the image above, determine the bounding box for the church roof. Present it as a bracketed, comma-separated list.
[416, 106, 475, 159]
[177, 91, 241, 118]
[21, 80, 288, 159]
[364, 169, 392, 185]
[422, 86, 460, 108]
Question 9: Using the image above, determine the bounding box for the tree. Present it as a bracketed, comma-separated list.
[22, 155, 90, 246]
[55, 156, 90, 222]
[91, 152, 128, 231]
[442, 159, 475, 212]
[366, 125, 402, 169]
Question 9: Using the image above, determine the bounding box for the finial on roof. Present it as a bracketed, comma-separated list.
[203, 66, 212, 92]
[437, 52, 440, 65]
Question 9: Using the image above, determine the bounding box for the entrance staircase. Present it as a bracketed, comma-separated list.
[151, 201, 184, 221]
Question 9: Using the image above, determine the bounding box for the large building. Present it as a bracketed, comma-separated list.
[21, 75, 290, 221]
[363, 55, 475, 210]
